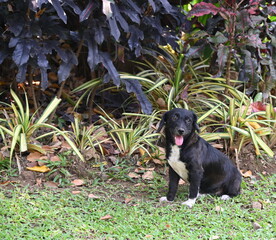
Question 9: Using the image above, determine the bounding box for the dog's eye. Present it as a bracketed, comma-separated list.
[186, 118, 192, 124]
[172, 114, 178, 121]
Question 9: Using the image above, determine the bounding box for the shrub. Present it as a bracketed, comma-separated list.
[0, 0, 186, 114]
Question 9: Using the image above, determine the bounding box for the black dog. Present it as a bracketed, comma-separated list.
[157, 108, 241, 207]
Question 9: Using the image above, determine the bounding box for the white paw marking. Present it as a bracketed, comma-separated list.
[182, 198, 196, 208]
[198, 193, 206, 198]
[221, 195, 231, 200]
[159, 196, 173, 203]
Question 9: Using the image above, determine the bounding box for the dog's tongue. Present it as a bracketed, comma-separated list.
[175, 136, 184, 146]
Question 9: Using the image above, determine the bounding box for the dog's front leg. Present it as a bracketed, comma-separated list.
[160, 167, 180, 202]
[182, 171, 202, 208]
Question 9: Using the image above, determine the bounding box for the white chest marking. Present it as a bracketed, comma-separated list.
[168, 145, 189, 181]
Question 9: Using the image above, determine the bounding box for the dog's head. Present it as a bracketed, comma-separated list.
[157, 108, 200, 146]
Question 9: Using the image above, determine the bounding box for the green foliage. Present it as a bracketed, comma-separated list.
[0, 90, 84, 162]
[100, 112, 160, 157]
[0, 0, 185, 113]
[187, 1, 276, 97]
[69, 115, 107, 155]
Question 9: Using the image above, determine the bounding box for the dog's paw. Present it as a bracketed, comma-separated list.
[181, 198, 196, 208]
[221, 195, 231, 200]
[159, 196, 173, 203]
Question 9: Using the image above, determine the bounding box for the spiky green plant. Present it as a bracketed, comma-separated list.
[0, 89, 84, 163]
[100, 112, 160, 157]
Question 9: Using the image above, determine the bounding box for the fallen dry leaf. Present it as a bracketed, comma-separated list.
[72, 191, 81, 195]
[179, 179, 186, 185]
[92, 161, 107, 168]
[215, 206, 224, 212]
[71, 179, 85, 186]
[209, 236, 220, 240]
[26, 165, 50, 173]
[42, 144, 57, 153]
[139, 148, 146, 156]
[44, 181, 59, 188]
[128, 172, 140, 179]
[100, 215, 112, 220]
[152, 158, 163, 165]
[50, 155, 61, 162]
[124, 196, 133, 204]
[156, 98, 166, 108]
[253, 222, 262, 230]
[27, 152, 42, 162]
[252, 201, 262, 209]
[142, 171, 154, 180]
[88, 193, 101, 199]
[145, 235, 153, 238]
[36, 178, 42, 186]
[37, 156, 48, 166]
[0, 180, 16, 185]
[61, 141, 71, 150]
[241, 170, 253, 178]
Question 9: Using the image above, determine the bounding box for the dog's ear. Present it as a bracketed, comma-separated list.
[157, 112, 168, 132]
[193, 112, 200, 133]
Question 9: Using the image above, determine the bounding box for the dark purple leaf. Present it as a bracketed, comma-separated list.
[64, 0, 81, 15]
[80, 1, 94, 22]
[16, 64, 27, 83]
[51, 0, 67, 24]
[40, 67, 48, 90]
[238, 66, 249, 82]
[0, 50, 9, 64]
[148, 0, 156, 12]
[58, 50, 78, 83]
[242, 49, 259, 84]
[267, 6, 276, 15]
[108, 17, 120, 41]
[35, 0, 48, 8]
[249, 0, 261, 5]
[268, 57, 276, 81]
[185, 41, 207, 59]
[93, 22, 105, 44]
[246, 34, 266, 49]
[214, 45, 229, 77]
[7, 14, 25, 36]
[122, 79, 152, 114]
[121, 7, 140, 24]
[86, 35, 100, 70]
[159, 0, 172, 12]
[12, 41, 31, 66]
[187, 2, 220, 18]
[143, 16, 163, 33]
[236, 9, 252, 32]
[37, 53, 49, 68]
[128, 25, 144, 57]
[100, 52, 120, 86]
[9, 38, 19, 48]
[125, 0, 141, 14]
[111, 4, 129, 32]
[208, 32, 228, 44]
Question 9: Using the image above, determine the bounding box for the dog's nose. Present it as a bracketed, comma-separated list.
[178, 128, 185, 135]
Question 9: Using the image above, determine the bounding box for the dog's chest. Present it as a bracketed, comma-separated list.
[168, 145, 189, 181]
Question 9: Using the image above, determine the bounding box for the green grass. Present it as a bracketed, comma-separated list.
[0, 174, 275, 240]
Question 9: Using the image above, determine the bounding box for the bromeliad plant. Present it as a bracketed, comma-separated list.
[69, 115, 108, 155]
[100, 112, 160, 157]
[0, 89, 84, 163]
[188, 78, 275, 157]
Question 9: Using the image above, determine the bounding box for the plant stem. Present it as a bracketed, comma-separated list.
[28, 65, 38, 112]
[47, 80, 65, 123]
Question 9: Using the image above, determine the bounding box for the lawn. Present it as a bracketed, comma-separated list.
[0, 174, 275, 240]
